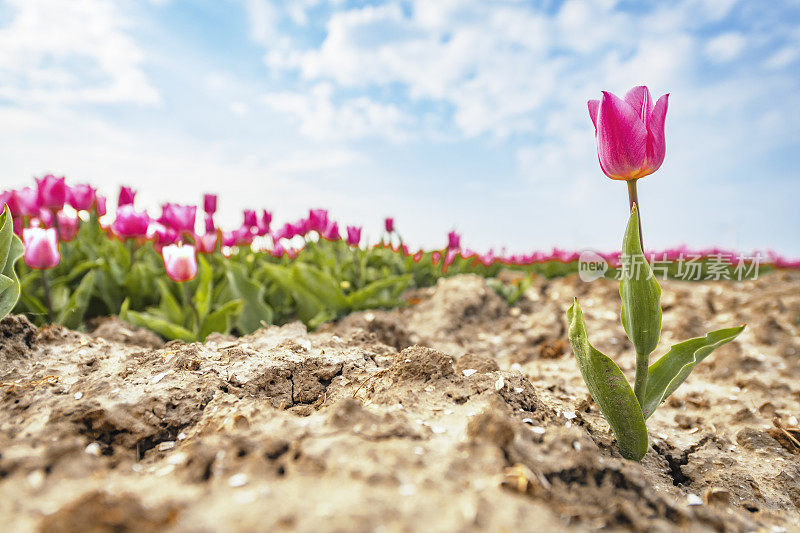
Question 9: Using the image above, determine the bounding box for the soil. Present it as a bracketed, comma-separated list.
[1, 272, 799, 532]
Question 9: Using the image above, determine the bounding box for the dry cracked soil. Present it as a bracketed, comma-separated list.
[1, 272, 799, 532]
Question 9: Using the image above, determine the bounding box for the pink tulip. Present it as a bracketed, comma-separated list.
[243, 209, 258, 228]
[308, 209, 329, 233]
[203, 193, 217, 214]
[222, 231, 236, 247]
[36, 175, 67, 210]
[161, 244, 197, 282]
[96, 195, 107, 216]
[161, 203, 196, 234]
[118, 186, 136, 207]
[0, 191, 19, 216]
[68, 184, 96, 211]
[319, 221, 340, 241]
[272, 223, 293, 241]
[23, 227, 60, 269]
[271, 242, 286, 257]
[57, 211, 80, 242]
[150, 223, 179, 252]
[346, 226, 361, 246]
[292, 219, 311, 237]
[257, 210, 272, 236]
[112, 205, 150, 239]
[384, 217, 395, 233]
[233, 225, 254, 246]
[447, 231, 461, 249]
[204, 213, 215, 234]
[14, 187, 40, 217]
[588, 86, 669, 181]
[196, 232, 218, 254]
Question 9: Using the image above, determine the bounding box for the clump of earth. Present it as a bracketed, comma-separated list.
[1, 272, 798, 532]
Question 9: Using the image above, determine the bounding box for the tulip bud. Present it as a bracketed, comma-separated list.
[23, 227, 60, 269]
[384, 217, 394, 233]
[162, 244, 198, 283]
[320, 221, 340, 241]
[196, 233, 218, 254]
[0, 191, 19, 217]
[346, 226, 362, 246]
[447, 231, 461, 249]
[96, 195, 108, 216]
[203, 193, 217, 214]
[588, 86, 669, 181]
[36, 175, 67, 210]
[68, 184, 96, 211]
[256, 210, 271, 236]
[112, 205, 150, 239]
[161, 204, 196, 234]
[309, 209, 329, 233]
[118, 186, 136, 207]
[204, 213, 215, 234]
[243, 209, 257, 228]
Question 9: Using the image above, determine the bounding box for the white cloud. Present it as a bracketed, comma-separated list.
[705, 32, 747, 63]
[0, 0, 160, 105]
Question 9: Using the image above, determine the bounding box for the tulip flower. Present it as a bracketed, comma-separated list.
[319, 221, 340, 241]
[150, 223, 179, 252]
[68, 184, 96, 211]
[243, 209, 258, 228]
[118, 186, 136, 207]
[196, 232, 218, 254]
[292, 219, 311, 237]
[0, 191, 19, 216]
[23, 227, 60, 270]
[257, 210, 272, 236]
[56, 211, 80, 242]
[384, 217, 394, 233]
[161, 244, 198, 283]
[346, 226, 362, 246]
[309, 209, 329, 233]
[96, 195, 108, 216]
[14, 187, 40, 217]
[203, 193, 217, 214]
[204, 213, 215, 234]
[112, 205, 150, 239]
[36, 175, 67, 210]
[161, 204, 197, 234]
[588, 86, 668, 182]
[447, 230, 461, 250]
[222, 231, 236, 248]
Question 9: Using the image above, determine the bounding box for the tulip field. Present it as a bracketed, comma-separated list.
[2, 174, 796, 344]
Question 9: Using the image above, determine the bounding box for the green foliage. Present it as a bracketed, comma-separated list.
[566, 207, 744, 461]
[0, 206, 24, 319]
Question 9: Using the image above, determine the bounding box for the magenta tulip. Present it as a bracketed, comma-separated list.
[161, 204, 197, 234]
[118, 186, 136, 207]
[258, 210, 272, 236]
[14, 187, 40, 217]
[36, 175, 67, 210]
[57, 211, 80, 242]
[222, 231, 236, 247]
[447, 231, 461, 249]
[346, 226, 361, 246]
[384, 217, 395, 233]
[204, 213, 215, 234]
[320, 221, 340, 241]
[308, 209, 329, 233]
[243, 209, 257, 228]
[150, 223, 179, 252]
[196, 232, 218, 254]
[96, 195, 107, 216]
[203, 193, 217, 214]
[161, 244, 197, 283]
[0, 191, 19, 216]
[588, 86, 669, 181]
[112, 205, 150, 239]
[23, 227, 60, 269]
[68, 184, 96, 211]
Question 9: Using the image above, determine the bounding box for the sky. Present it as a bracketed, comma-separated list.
[0, 0, 799, 255]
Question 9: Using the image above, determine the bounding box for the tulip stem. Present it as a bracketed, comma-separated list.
[627, 179, 644, 252]
[41, 270, 53, 322]
[51, 210, 62, 242]
[184, 283, 200, 336]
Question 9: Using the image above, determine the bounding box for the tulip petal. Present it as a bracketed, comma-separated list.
[596, 91, 648, 180]
[624, 86, 653, 124]
[646, 94, 669, 173]
[587, 99, 600, 131]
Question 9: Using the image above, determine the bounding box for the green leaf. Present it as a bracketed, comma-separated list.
[261, 263, 325, 324]
[291, 263, 347, 312]
[0, 206, 24, 318]
[346, 274, 412, 310]
[57, 271, 96, 330]
[193, 256, 213, 321]
[156, 280, 185, 325]
[642, 325, 745, 419]
[567, 299, 649, 461]
[619, 205, 662, 357]
[124, 308, 196, 343]
[226, 263, 273, 334]
[200, 299, 242, 341]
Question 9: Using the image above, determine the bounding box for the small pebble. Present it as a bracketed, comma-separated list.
[157, 441, 175, 451]
[229, 473, 248, 487]
[494, 377, 505, 391]
[85, 443, 102, 456]
[461, 369, 477, 377]
[27, 470, 45, 489]
[73, 392, 83, 400]
[530, 426, 546, 434]
[399, 483, 417, 496]
[563, 411, 577, 420]
[687, 494, 703, 506]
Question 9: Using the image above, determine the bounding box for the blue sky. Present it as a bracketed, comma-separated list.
[1, 0, 799, 254]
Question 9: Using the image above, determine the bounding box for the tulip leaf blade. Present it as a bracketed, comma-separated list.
[57, 271, 96, 330]
[642, 325, 745, 419]
[567, 299, 649, 461]
[226, 263, 274, 334]
[0, 206, 24, 319]
[200, 299, 243, 341]
[619, 205, 662, 358]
